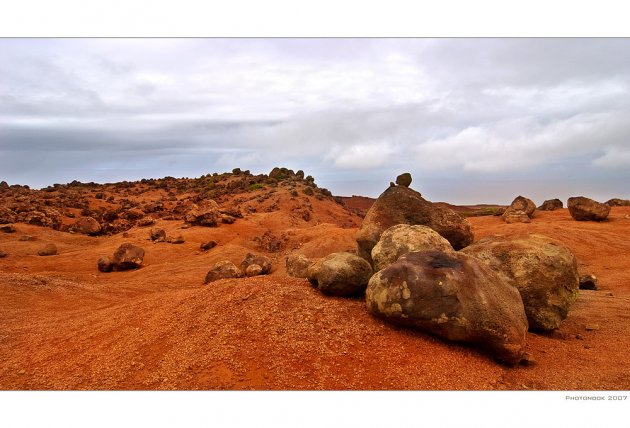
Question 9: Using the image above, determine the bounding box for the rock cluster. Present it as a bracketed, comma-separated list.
[205, 253, 273, 283]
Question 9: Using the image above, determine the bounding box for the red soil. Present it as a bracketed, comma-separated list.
[1, 201, 629, 390]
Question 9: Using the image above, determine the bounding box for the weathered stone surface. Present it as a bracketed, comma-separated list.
[37, 243, 58, 256]
[538, 199, 563, 211]
[366, 250, 528, 365]
[245, 264, 263, 277]
[97, 256, 113, 273]
[204, 261, 242, 283]
[371, 224, 453, 272]
[240, 253, 272, 275]
[579, 274, 598, 290]
[510, 196, 536, 217]
[502, 209, 531, 224]
[68, 216, 102, 236]
[185, 201, 221, 227]
[568, 197, 610, 221]
[395, 173, 412, 187]
[307, 252, 373, 297]
[111, 243, 145, 271]
[285, 253, 312, 278]
[462, 234, 579, 331]
[149, 227, 166, 242]
[356, 186, 473, 265]
[605, 198, 630, 207]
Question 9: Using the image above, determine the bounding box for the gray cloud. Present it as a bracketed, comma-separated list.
[1, 38, 630, 203]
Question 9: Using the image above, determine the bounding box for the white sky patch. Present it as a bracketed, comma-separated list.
[327, 142, 397, 169]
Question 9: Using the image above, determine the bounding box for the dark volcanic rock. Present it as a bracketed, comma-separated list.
[568, 197, 610, 221]
[0, 225, 16, 233]
[355, 185, 473, 264]
[149, 227, 166, 242]
[579, 274, 598, 290]
[204, 261, 242, 283]
[111, 243, 145, 270]
[366, 250, 528, 365]
[605, 198, 630, 207]
[307, 252, 373, 297]
[538, 199, 564, 211]
[200, 240, 217, 251]
[462, 234, 579, 331]
[97, 256, 114, 273]
[395, 172, 412, 187]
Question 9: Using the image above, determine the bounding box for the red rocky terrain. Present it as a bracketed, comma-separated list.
[1, 170, 629, 390]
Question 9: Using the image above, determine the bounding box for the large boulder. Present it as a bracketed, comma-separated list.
[538, 199, 563, 211]
[366, 250, 528, 364]
[502, 196, 536, 223]
[240, 252, 272, 276]
[355, 185, 473, 265]
[68, 216, 102, 235]
[568, 197, 610, 221]
[461, 234, 579, 331]
[185, 201, 221, 227]
[510, 196, 536, 217]
[204, 261, 242, 283]
[307, 252, 373, 297]
[111, 243, 145, 271]
[371, 224, 453, 272]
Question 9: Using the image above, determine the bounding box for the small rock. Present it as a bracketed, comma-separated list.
[150, 227, 166, 242]
[0, 250, 7, 258]
[168, 235, 185, 244]
[575, 334, 583, 340]
[245, 264, 263, 277]
[240, 253, 272, 275]
[97, 256, 114, 273]
[200, 240, 217, 251]
[0, 225, 16, 233]
[585, 324, 600, 331]
[579, 274, 598, 290]
[18, 369, 25, 375]
[204, 261, 242, 283]
[19, 235, 36, 241]
[286, 253, 311, 278]
[520, 353, 536, 366]
[37, 243, 58, 256]
[606, 292, 614, 297]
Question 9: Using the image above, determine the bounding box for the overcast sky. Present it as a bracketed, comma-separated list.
[1, 38, 629, 204]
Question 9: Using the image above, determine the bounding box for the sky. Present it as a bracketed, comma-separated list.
[1, 38, 630, 204]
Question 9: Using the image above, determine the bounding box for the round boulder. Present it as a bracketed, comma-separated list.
[69, 216, 102, 236]
[97, 256, 113, 273]
[307, 252, 373, 297]
[371, 224, 453, 271]
[366, 250, 528, 365]
[204, 261, 242, 283]
[510, 196, 536, 217]
[150, 227, 166, 242]
[568, 197, 610, 221]
[538, 199, 563, 211]
[461, 234, 579, 331]
[285, 253, 312, 278]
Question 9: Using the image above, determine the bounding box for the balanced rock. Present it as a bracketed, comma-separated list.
[97, 256, 113, 273]
[371, 224, 453, 272]
[240, 253, 272, 276]
[462, 234, 579, 331]
[366, 250, 528, 364]
[395, 172, 412, 187]
[69, 216, 102, 236]
[37, 243, 58, 256]
[355, 185, 473, 265]
[285, 253, 312, 278]
[307, 252, 373, 297]
[579, 274, 598, 290]
[150, 227, 166, 242]
[111, 243, 145, 271]
[204, 261, 242, 283]
[538, 199, 563, 211]
[568, 197, 610, 221]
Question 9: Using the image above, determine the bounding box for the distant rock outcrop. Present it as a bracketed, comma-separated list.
[307, 252, 373, 297]
[371, 224, 453, 272]
[356, 184, 473, 265]
[538, 199, 563, 211]
[462, 234, 579, 331]
[605, 198, 630, 207]
[366, 250, 528, 365]
[568, 197, 610, 221]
